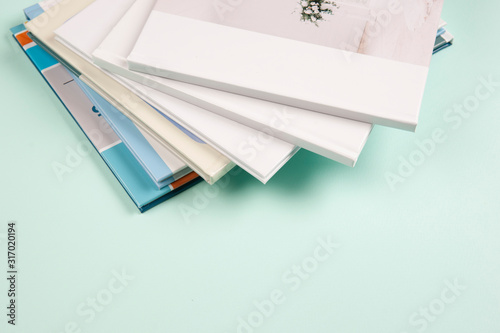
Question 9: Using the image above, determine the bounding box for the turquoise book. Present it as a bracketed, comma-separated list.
[11, 23, 202, 212]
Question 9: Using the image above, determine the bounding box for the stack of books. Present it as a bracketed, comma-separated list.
[11, 0, 454, 212]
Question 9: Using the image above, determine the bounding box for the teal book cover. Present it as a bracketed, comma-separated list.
[10, 24, 201, 212]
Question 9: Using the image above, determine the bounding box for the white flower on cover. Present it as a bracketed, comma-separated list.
[296, 0, 337, 26]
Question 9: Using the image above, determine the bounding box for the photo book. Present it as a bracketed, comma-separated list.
[73, 73, 192, 190]
[14, 0, 454, 211]
[128, 0, 444, 130]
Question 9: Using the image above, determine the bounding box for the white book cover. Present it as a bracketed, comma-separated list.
[128, 0, 444, 131]
[53, 0, 299, 183]
[25, 0, 235, 185]
[93, 0, 372, 166]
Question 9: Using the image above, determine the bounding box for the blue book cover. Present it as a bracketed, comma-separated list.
[11, 23, 201, 212]
[24, 2, 46, 19]
[73, 73, 190, 189]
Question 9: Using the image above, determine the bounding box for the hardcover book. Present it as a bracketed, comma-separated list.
[91, 0, 373, 166]
[128, 0, 444, 131]
[25, 0, 236, 185]
[11, 23, 201, 212]
[53, 0, 300, 183]
[73, 73, 192, 190]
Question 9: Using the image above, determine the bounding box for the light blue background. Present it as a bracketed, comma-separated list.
[1, 1, 499, 332]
